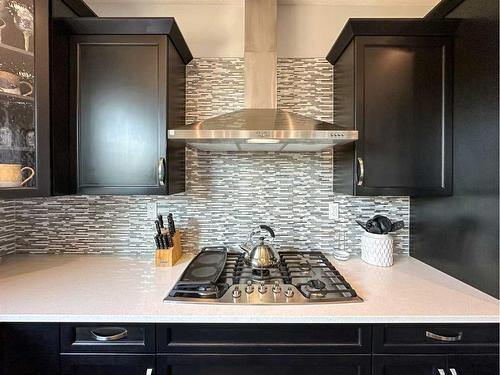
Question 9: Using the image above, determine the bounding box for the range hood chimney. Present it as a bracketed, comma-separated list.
[168, 0, 358, 152]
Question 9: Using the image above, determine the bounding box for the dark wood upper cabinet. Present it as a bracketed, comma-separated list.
[327, 19, 458, 197]
[0, 0, 50, 198]
[51, 18, 192, 195]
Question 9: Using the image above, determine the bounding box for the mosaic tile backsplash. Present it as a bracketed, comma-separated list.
[0, 58, 410, 256]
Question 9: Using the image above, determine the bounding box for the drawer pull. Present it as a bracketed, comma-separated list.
[90, 327, 128, 342]
[426, 330, 463, 342]
[449, 369, 458, 375]
[158, 157, 166, 186]
[357, 157, 365, 186]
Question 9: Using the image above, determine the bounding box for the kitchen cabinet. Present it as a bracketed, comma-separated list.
[0, 322, 497, 374]
[0, 0, 50, 198]
[157, 354, 371, 375]
[60, 354, 155, 375]
[373, 354, 500, 375]
[373, 324, 500, 375]
[327, 19, 458, 196]
[447, 355, 500, 375]
[0, 323, 59, 375]
[0, 0, 90, 198]
[372, 355, 448, 375]
[51, 18, 192, 195]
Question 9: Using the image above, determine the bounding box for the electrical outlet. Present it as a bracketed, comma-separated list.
[329, 202, 339, 220]
[147, 202, 157, 220]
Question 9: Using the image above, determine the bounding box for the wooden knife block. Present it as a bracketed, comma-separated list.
[155, 231, 182, 267]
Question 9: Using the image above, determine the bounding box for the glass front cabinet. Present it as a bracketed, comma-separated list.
[0, 0, 49, 197]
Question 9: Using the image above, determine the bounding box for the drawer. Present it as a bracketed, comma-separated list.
[158, 354, 371, 375]
[61, 354, 155, 375]
[157, 324, 371, 354]
[61, 323, 155, 353]
[373, 324, 499, 354]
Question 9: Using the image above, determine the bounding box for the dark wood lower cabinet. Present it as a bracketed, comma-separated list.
[60, 354, 155, 375]
[1, 323, 498, 375]
[448, 355, 500, 375]
[373, 355, 448, 375]
[373, 354, 500, 375]
[157, 354, 371, 375]
[0, 323, 59, 375]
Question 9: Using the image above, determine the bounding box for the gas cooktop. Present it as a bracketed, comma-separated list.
[165, 247, 362, 304]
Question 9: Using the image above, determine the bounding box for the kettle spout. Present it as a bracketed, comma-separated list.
[239, 243, 252, 254]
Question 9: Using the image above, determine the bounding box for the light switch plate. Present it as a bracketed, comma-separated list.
[147, 202, 157, 220]
[329, 202, 339, 220]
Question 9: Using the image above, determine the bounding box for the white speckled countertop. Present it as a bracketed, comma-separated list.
[0, 254, 498, 323]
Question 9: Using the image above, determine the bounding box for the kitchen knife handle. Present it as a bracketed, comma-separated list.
[155, 220, 162, 236]
[357, 157, 364, 186]
[158, 157, 166, 186]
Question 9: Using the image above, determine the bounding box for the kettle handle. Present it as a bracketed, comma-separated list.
[259, 225, 275, 238]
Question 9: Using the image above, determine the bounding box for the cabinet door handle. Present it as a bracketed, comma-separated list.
[356, 157, 365, 186]
[146, 369, 153, 375]
[426, 331, 463, 342]
[449, 369, 458, 375]
[158, 157, 166, 186]
[90, 327, 128, 341]
[437, 370, 446, 375]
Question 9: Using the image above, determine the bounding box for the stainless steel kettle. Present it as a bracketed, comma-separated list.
[240, 225, 279, 268]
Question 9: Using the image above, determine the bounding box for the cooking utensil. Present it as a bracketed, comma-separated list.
[167, 213, 176, 234]
[356, 215, 404, 235]
[157, 214, 164, 229]
[154, 220, 162, 236]
[240, 225, 279, 269]
[154, 235, 161, 249]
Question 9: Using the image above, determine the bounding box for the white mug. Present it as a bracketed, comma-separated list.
[0, 163, 35, 187]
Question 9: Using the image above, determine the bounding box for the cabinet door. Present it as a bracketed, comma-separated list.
[354, 36, 453, 196]
[158, 354, 371, 375]
[60, 354, 155, 375]
[70, 35, 167, 195]
[0, 0, 50, 198]
[448, 355, 499, 375]
[373, 355, 448, 375]
[0, 323, 59, 375]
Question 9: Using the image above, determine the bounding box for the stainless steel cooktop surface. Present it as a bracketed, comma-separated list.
[165, 247, 362, 305]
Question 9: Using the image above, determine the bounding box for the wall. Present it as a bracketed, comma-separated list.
[2, 58, 409, 256]
[0, 200, 15, 257]
[411, 0, 499, 298]
[83, 0, 437, 57]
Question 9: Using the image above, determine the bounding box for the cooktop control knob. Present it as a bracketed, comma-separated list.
[258, 282, 267, 294]
[272, 281, 281, 294]
[232, 286, 241, 299]
[245, 281, 254, 294]
[284, 287, 294, 298]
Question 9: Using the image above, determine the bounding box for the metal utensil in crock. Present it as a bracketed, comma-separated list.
[240, 225, 279, 268]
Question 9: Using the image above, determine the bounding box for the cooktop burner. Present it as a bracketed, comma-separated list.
[165, 248, 362, 304]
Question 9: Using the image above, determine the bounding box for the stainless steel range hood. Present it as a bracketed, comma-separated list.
[168, 109, 357, 152]
[169, 0, 358, 152]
